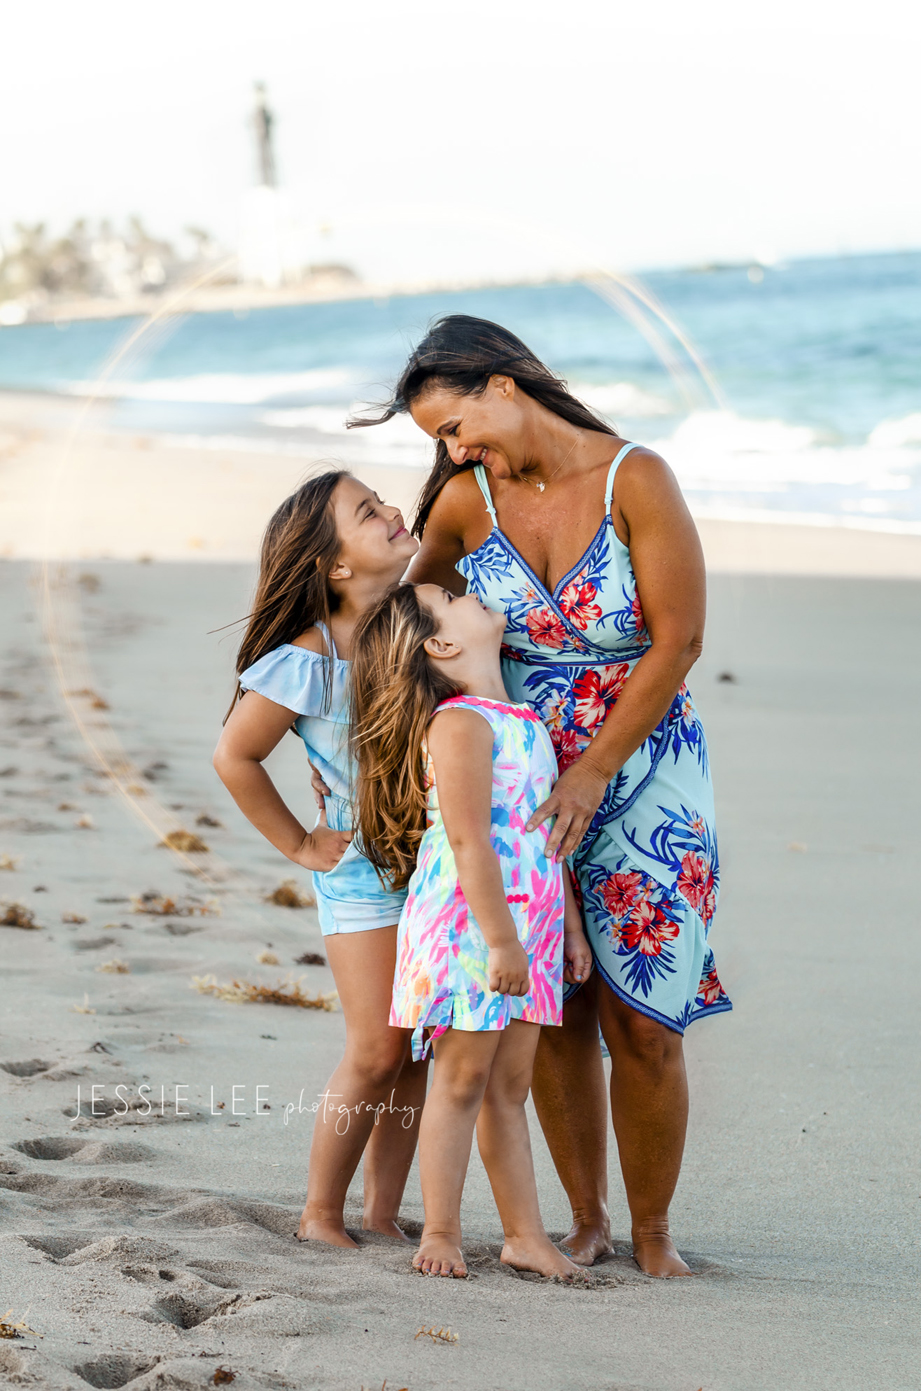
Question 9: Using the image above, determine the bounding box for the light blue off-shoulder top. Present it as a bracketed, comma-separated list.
[239, 623, 353, 830]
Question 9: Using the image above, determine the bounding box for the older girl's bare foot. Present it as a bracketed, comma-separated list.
[501, 1237, 582, 1281]
[362, 1216, 413, 1243]
[296, 1213, 359, 1248]
[558, 1216, 614, 1267]
[412, 1234, 468, 1277]
[632, 1227, 691, 1277]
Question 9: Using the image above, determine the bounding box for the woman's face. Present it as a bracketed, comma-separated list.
[330, 476, 418, 584]
[409, 376, 526, 480]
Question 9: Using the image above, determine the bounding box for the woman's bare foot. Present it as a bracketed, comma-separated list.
[558, 1216, 614, 1267]
[502, 1237, 582, 1281]
[412, 1234, 468, 1277]
[632, 1224, 691, 1277]
[362, 1215, 413, 1243]
[296, 1212, 359, 1248]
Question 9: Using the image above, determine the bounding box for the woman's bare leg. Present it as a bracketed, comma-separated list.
[361, 1052, 428, 1237]
[530, 974, 613, 1265]
[297, 926, 416, 1246]
[413, 1028, 501, 1277]
[476, 1020, 580, 1280]
[598, 984, 691, 1277]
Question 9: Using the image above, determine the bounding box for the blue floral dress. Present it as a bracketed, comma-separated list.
[456, 443, 731, 1034]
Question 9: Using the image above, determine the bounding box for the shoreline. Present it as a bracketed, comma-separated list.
[1, 389, 920, 575]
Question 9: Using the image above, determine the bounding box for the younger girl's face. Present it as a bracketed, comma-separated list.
[415, 584, 506, 653]
[331, 476, 419, 581]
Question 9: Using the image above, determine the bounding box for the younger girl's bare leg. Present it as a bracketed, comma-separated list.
[298, 926, 415, 1247]
[476, 1020, 580, 1280]
[413, 1028, 501, 1277]
[361, 1052, 429, 1238]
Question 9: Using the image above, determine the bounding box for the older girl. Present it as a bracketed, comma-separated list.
[213, 469, 426, 1248]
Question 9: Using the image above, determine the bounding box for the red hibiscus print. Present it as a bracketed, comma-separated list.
[573, 663, 629, 732]
[677, 851, 716, 926]
[619, 898, 680, 956]
[600, 870, 645, 920]
[526, 606, 566, 650]
[551, 727, 587, 772]
[558, 579, 603, 631]
[632, 590, 646, 634]
[697, 966, 725, 1007]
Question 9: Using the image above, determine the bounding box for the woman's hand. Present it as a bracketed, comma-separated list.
[488, 941, 531, 996]
[292, 809, 352, 872]
[527, 758, 610, 861]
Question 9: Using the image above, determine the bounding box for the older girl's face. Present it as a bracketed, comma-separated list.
[409, 376, 526, 480]
[331, 476, 418, 583]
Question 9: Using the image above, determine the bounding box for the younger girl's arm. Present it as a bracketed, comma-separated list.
[213, 692, 351, 872]
[427, 709, 530, 996]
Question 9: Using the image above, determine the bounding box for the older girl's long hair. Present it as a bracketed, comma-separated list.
[350, 585, 459, 889]
[227, 468, 347, 719]
[348, 314, 618, 536]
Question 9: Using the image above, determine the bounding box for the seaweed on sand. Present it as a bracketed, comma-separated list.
[192, 974, 337, 1010]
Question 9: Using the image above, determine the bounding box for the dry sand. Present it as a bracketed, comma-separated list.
[1, 395, 919, 1390]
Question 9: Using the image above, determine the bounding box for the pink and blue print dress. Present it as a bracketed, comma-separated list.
[390, 696, 565, 1060]
[456, 444, 732, 1035]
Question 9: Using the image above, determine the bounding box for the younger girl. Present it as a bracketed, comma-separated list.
[351, 582, 593, 1279]
[213, 469, 426, 1248]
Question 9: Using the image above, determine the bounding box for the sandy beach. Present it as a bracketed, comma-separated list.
[1, 394, 919, 1389]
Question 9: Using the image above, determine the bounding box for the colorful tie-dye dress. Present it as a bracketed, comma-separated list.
[456, 444, 732, 1035]
[390, 696, 565, 1061]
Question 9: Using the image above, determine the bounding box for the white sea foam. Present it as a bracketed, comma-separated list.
[867, 413, 921, 448]
[653, 411, 918, 492]
[60, 368, 352, 404]
[571, 381, 674, 418]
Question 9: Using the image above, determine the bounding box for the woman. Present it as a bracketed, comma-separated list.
[351, 314, 731, 1277]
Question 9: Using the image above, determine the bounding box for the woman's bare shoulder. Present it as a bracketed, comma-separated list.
[614, 445, 683, 504]
[427, 468, 489, 528]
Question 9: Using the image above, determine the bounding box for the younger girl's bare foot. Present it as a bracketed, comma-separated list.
[296, 1213, 359, 1248]
[558, 1216, 614, 1267]
[632, 1226, 691, 1278]
[413, 1234, 468, 1277]
[501, 1237, 582, 1281]
[362, 1216, 413, 1243]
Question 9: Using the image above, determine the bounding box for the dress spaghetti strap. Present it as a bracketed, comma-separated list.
[604, 442, 640, 510]
[473, 464, 498, 526]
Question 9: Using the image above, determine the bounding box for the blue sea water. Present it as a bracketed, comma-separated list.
[1, 250, 919, 530]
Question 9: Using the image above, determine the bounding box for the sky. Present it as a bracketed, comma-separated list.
[2, 0, 919, 282]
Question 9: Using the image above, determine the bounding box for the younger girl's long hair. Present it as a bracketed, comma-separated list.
[347, 313, 618, 536]
[227, 468, 347, 719]
[350, 584, 459, 889]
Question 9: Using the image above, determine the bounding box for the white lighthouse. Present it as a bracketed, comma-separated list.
[239, 83, 304, 288]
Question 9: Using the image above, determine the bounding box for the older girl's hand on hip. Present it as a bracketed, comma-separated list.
[526, 758, 610, 861]
[293, 808, 352, 872]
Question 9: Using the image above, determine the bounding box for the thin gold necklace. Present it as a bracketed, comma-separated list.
[517, 433, 580, 493]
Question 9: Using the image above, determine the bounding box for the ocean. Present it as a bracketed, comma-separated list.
[1, 249, 919, 532]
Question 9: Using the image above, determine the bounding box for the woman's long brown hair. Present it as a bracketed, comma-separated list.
[347, 314, 618, 536]
[350, 585, 459, 889]
[227, 468, 347, 719]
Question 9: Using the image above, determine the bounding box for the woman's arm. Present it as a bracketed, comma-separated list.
[213, 691, 352, 872]
[404, 473, 485, 594]
[528, 450, 706, 860]
[427, 710, 530, 996]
